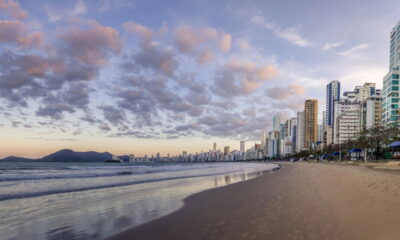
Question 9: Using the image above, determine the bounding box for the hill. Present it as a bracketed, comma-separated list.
[0, 156, 36, 162]
[41, 149, 114, 162]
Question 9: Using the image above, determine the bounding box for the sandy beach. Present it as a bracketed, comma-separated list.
[108, 163, 400, 240]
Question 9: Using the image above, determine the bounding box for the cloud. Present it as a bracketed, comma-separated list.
[99, 0, 134, 11]
[322, 41, 343, 51]
[213, 60, 278, 97]
[236, 38, 251, 51]
[123, 21, 153, 44]
[70, 0, 86, 15]
[0, 0, 27, 20]
[174, 26, 218, 53]
[46, 9, 62, 22]
[219, 33, 232, 52]
[0, 51, 61, 91]
[100, 105, 127, 125]
[173, 25, 232, 63]
[59, 20, 122, 65]
[338, 43, 369, 59]
[121, 43, 178, 76]
[251, 15, 312, 47]
[60, 82, 90, 108]
[36, 103, 74, 119]
[0, 20, 44, 47]
[99, 122, 111, 131]
[0, 20, 122, 120]
[266, 84, 305, 100]
[196, 49, 214, 64]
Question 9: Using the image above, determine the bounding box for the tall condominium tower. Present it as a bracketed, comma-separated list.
[272, 115, 281, 131]
[326, 80, 341, 127]
[382, 20, 400, 127]
[296, 111, 305, 153]
[223, 146, 230, 156]
[304, 99, 318, 149]
[240, 141, 245, 152]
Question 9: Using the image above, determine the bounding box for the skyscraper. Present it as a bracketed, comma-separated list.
[213, 142, 217, 151]
[304, 99, 318, 149]
[326, 80, 341, 127]
[261, 131, 267, 155]
[272, 115, 281, 131]
[224, 146, 230, 156]
[240, 141, 245, 152]
[382, 20, 400, 127]
[296, 111, 305, 153]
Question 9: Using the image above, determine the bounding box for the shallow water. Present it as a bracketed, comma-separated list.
[0, 162, 278, 240]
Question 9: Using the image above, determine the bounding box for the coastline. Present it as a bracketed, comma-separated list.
[108, 163, 400, 240]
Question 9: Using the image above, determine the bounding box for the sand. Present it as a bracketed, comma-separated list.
[108, 163, 400, 240]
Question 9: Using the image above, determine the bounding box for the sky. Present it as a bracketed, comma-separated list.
[0, 0, 399, 158]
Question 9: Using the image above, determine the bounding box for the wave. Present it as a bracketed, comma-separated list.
[0, 164, 217, 181]
[0, 169, 276, 201]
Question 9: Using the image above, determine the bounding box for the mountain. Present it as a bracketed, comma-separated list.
[0, 149, 126, 162]
[0, 156, 36, 162]
[40, 149, 113, 162]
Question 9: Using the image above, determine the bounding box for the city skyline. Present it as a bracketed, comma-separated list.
[1, 0, 400, 158]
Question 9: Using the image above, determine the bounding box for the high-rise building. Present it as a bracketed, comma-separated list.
[296, 111, 305, 152]
[326, 80, 341, 126]
[333, 98, 360, 144]
[281, 118, 297, 156]
[382, 21, 400, 127]
[213, 142, 217, 151]
[333, 83, 378, 143]
[317, 124, 324, 143]
[261, 131, 267, 155]
[267, 130, 280, 158]
[344, 83, 376, 102]
[290, 118, 298, 153]
[360, 94, 382, 130]
[272, 115, 281, 131]
[240, 141, 245, 152]
[223, 146, 230, 156]
[304, 99, 318, 149]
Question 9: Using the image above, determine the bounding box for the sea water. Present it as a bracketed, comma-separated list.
[0, 162, 278, 240]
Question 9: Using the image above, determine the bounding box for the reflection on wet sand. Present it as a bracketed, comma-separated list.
[1, 167, 276, 240]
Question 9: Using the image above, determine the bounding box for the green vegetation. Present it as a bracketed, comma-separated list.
[295, 127, 400, 161]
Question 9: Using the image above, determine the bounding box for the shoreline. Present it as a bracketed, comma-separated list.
[108, 163, 400, 240]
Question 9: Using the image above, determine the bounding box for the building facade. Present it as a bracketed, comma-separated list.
[360, 95, 382, 130]
[267, 130, 280, 158]
[326, 80, 341, 126]
[333, 98, 361, 144]
[223, 146, 230, 156]
[240, 141, 245, 152]
[296, 111, 305, 152]
[304, 99, 318, 149]
[382, 20, 400, 127]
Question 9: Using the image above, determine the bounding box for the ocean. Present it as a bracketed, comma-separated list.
[0, 162, 279, 240]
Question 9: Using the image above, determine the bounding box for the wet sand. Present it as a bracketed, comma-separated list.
[108, 163, 400, 240]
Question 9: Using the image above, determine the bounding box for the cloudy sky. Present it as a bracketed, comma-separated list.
[0, 0, 399, 158]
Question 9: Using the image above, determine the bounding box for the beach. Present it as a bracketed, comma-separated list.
[0, 162, 278, 240]
[109, 163, 400, 240]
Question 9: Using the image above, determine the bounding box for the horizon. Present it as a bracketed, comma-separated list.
[1, 0, 400, 158]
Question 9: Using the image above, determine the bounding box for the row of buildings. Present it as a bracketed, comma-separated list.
[129, 78, 384, 162]
[127, 20, 400, 162]
[127, 141, 264, 162]
[263, 81, 382, 158]
[261, 20, 400, 158]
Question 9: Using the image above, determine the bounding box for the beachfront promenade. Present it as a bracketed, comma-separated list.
[109, 162, 400, 240]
